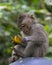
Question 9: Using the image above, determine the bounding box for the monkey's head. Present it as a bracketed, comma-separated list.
[18, 13, 37, 35]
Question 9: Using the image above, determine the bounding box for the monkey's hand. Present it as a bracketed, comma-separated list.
[22, 38, 27, 47]
[12, 35, 27, 47]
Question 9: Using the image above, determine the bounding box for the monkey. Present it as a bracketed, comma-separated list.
[9, 13, 49, 63]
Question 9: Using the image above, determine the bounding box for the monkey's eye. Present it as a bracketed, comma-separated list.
[19, 24, 25, 29]
[21, 24, 25, 27]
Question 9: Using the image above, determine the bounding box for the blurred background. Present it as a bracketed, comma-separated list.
[0, 0, 52, 65]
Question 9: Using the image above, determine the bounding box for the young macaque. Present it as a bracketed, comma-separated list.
[9, 13, 49, 63]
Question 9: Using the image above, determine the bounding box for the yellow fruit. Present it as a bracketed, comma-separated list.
[12, 35, 22, 44]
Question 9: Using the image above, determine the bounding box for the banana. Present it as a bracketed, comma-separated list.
[12, 35, 22, 44]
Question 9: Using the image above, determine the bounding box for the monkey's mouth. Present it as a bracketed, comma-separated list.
[20, 24, 30, 35]
[23, 29, 30, 35]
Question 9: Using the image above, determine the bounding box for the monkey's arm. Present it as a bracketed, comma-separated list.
[13, 41, 34, 58]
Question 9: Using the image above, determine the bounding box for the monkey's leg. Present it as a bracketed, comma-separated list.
[33, 44, 47, 57]
[9, 45, 25, 63]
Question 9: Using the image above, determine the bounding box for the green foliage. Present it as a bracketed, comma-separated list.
[44, 0, 52, 13]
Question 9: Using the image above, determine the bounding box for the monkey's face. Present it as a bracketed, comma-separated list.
[18, 13, 35, 35]
[20, 23, 31, 35]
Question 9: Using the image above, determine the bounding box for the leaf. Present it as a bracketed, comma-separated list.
[48, 46, 52, 53]
[49, 33, 52, 46]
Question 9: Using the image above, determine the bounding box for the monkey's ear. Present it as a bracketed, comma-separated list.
[18, 13, 26, 19]
[18, 13, 26, 24]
